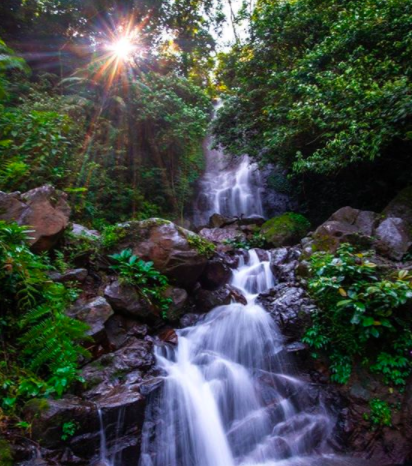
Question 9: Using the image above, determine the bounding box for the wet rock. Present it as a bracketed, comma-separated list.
[261, 213, 310, 247]
[179, 313, 203, 328]
[68, 296, 113, 343]
[109, 219, 208, 288]
[270, 247, 300, 283]
[193, 285, 232, 312]
[199, 226, 246, 244]
[81, 338, 154, 397]
[0, 185, 70, 253]
[105, 314, 148, 350]
[193, 284, 246, 313]
[383, 185, 412, 231]
[199, 256, 232, 290]
[104, 280, 156, 321]
[49, 268, 88, 283]
[71, 223, 100, 239]
[257, 284, 316, 342]
[208, 213, 232, 228]
[164, 286, 188, 321]
[156, 327, 178, 346]
[375, 217, 411, 260]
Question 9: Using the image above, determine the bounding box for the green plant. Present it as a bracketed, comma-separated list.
[303, 244, 412, 385]
[101, 225, 127, 249]
[186, 233, 216, 258]
[0, 438, 13, 466]
[109, 249, 172, 319]
[364, 399, 392, 427]
[0, 221, 89, 413]
[61, 420, 77, 441]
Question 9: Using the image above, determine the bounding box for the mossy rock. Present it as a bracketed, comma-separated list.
[261, 213, 310, 247]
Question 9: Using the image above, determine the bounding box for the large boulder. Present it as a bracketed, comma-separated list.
[311, 207, 378, 253]
[104, 281, 156, 321]
[383, 185, 412, 231]
[67, 297, 114, 344]
[109, 219, 209, 288]
[199, 256, 232, 290]
[261, 213, 310, 247]
[0, 185, 71, 252]
[163, 286, 188, 321]
[375, 217, 411, 260]
[199, 226, 246, 244]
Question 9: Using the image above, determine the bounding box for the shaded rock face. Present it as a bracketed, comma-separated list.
[111, 219, 208, 288]
[164, 286, 188, 321]
[310, 205, 412, 261]
[199, 225, 246, 243]
[68, 296, 114, 344]
[375, 217, 411, 260]
[104, 280, 158, 322]
[0, 185, 70, 252]
[49, 268, 88, 284]
[199, 255, 232, 290]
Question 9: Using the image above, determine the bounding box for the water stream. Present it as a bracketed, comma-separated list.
[192, 134, 264, 226]
[138, 250, 354, 466]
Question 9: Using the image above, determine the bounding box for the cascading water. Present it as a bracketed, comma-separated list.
[139, 251, 369, 466]
[192, 134, 264, 226]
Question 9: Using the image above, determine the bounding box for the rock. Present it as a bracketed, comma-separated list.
[71, 223, 100, 239]
[383, 185, 412, 231]
[179, 313, 203, 328]
[104, 280, 156, 321]
[68, 296, 114, 343]
[208, 213, 232, 228]
[194, 286, 232, 313]
[110, 219, 208, 288]
[261, 213, 310, 247]
[311, 207, 379, 253]
[270, 247, 300, 283]
[49, 268, 88, 283]
[105, 314, 148, 349]
[375, 217, 411, 260]
[257, 284, 316, 342]
[199, 226, 246, 244]
[156, 327, 178, 346]
[199, 257, 232, 290]
[0, 185, 70, 252]
[164, 286, 188, 321]
[81, 338, 154, 397]
[193, 284, 246, 313]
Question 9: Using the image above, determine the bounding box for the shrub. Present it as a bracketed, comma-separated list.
[303, 244, 412, 385]
[0, 221, 89, 413]
[109, 249, 172, 319]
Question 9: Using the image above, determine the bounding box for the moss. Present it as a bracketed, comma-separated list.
[261, 212, 310, 247]
[186, 233, 216, 258]
[0, 439, 13, 466]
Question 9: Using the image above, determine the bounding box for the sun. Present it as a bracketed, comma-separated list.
[107, 37, 136, 60]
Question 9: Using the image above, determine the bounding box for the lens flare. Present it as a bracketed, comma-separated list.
[107, 36, 136, 60]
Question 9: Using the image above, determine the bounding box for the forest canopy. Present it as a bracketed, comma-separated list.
[213, 0, 412, 176]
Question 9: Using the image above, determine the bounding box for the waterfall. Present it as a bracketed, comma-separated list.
[192, 134, 265, 226]
[138, 250, 362, 466]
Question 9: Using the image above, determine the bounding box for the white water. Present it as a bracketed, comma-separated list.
[193, 135, 264, 226]
[138, 250, 339, 466]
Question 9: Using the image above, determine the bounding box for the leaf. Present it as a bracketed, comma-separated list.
[338, 287, 347, 297]
[362, 317, 375, 327]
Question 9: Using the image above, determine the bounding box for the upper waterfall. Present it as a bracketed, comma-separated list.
[192, 133, 265, 226]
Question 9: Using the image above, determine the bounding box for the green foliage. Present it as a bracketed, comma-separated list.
[364, 399, 392, 427]
[0, 221, 89, 413]
[109, 249, 172, 319]
[214, 0, 412, 176]
[61, 420, 77, 441]
[303, 244, 412, 385]
[186, 233, 216, 258]
[223, 233, 267, 250]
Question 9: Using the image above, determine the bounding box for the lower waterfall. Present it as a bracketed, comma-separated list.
[138, 250, 369, 466]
